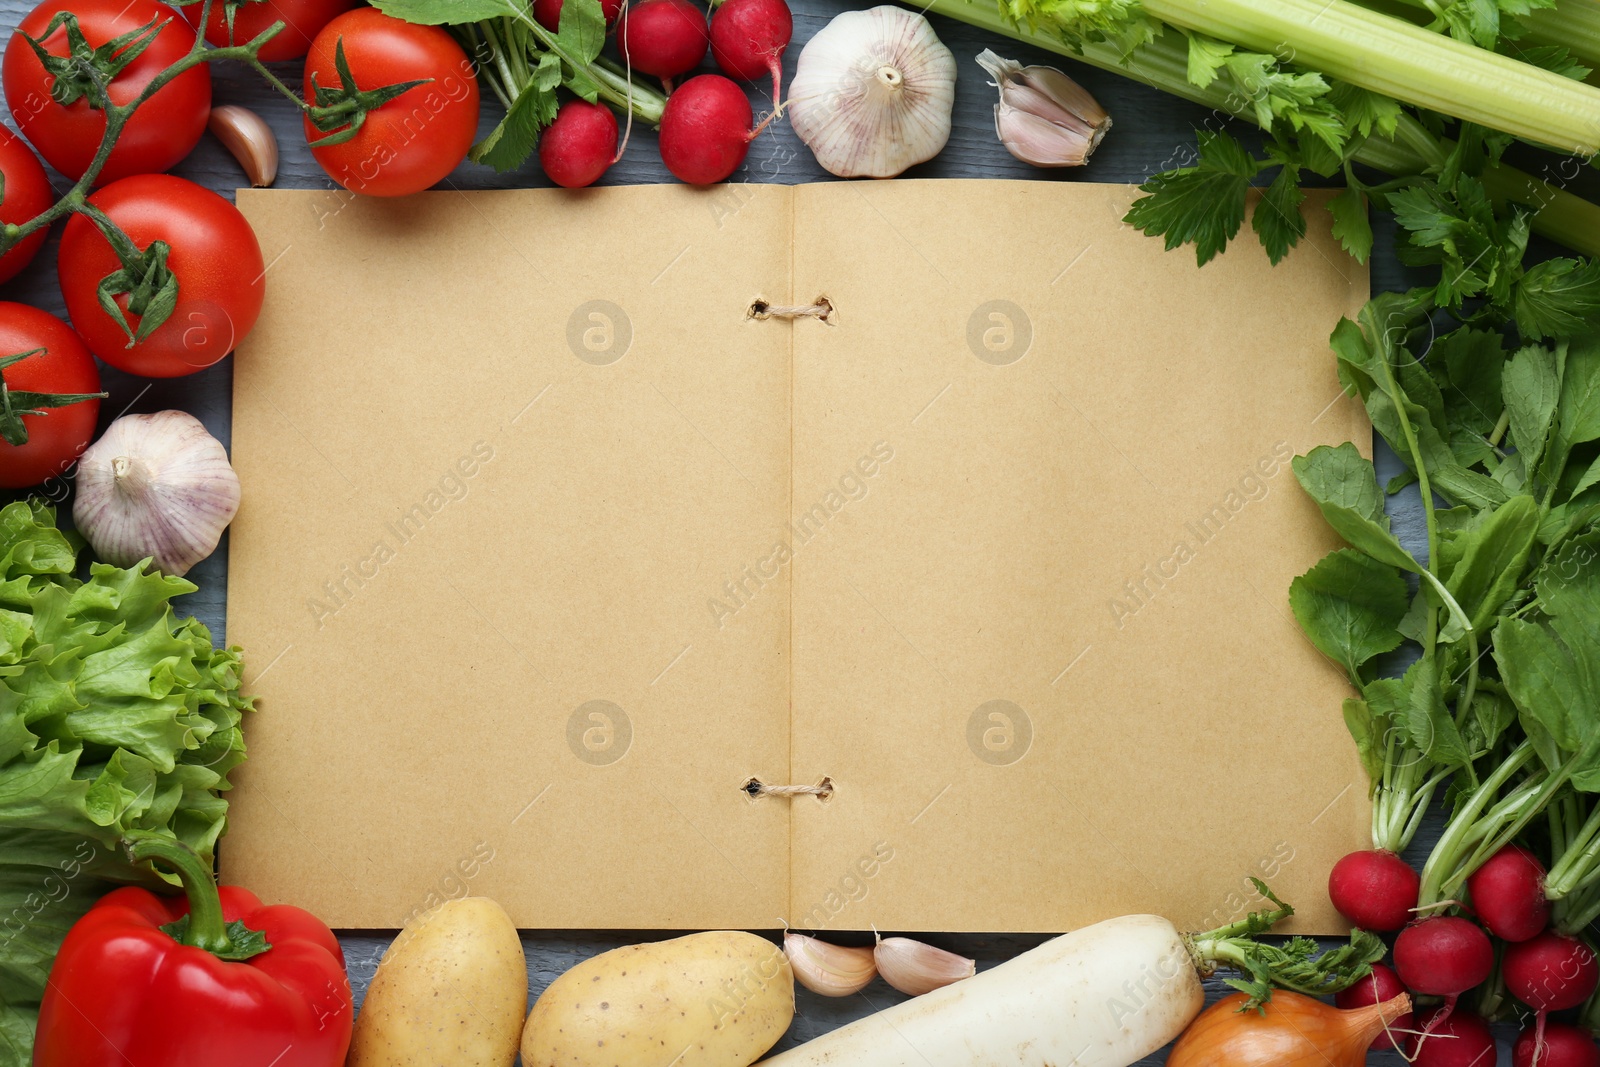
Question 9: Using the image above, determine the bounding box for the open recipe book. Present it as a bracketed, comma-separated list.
[225, 180, 1371, 934]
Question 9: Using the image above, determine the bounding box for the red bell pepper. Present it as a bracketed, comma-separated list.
[33, 833, 353, 1067]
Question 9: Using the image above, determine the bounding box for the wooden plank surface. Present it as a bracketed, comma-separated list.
[2, 0, 1574, 1059]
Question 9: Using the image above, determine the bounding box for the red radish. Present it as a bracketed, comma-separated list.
[1468, 844, 1552, 942]
[1514, 1021, 1600, 1067]
[1334, 963, 1412, 1050]
[539, 99, 619, 188]
[1328, 848, 1420, 930]
[1504, 931, 1599, 1012]
[1410, 1008, 1497, 1067]
[659, 73, 771, 184]
[1394, 915, 1494, 1040]
[709, 0, 791, 107]
[533, 0, 624, 30]
[617, 0, 709, 80]
[1395, 916, 1495, 995]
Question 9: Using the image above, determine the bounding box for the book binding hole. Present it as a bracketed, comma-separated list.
[749, 296, 834, 324]
[743, 776, 834, 802]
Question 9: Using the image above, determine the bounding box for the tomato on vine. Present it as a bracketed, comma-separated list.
[0, 303, 104, 489]
[58, 174, 265, 378]
[182, 0, 356, 62]
[302, 8, 480, 197]
[3, 0, 211, 186]
[0, 125, 53, 285]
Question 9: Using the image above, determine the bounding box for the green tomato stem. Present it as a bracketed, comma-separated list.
[245, 53, 317, 114]
[0, 13, 297, 259]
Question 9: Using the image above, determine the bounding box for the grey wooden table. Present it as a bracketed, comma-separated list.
[4, 0, 1591, 1060]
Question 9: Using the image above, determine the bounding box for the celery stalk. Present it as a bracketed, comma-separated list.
[919, 0, 1600, 256]
[1352, 0, 1600, 83]
[1135, 0, 1600, 154]
[1522, 0, 1600, 72]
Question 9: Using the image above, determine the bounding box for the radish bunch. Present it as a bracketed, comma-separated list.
[1412, 1007, 1498, 1067]
[649, 0, 790, 183]
[536, 0, 791, 187]
[709, 0, 791, 107]
[540, 100, 619, 188]
[1516, 1023, 1600, 1067]
[1327, 842, 1600, 1067]
[618, 0, 709, 83]
[1329, 849, 1420, 932]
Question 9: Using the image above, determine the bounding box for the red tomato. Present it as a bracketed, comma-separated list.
[303, 9, 480, 197]
[0, 303, 101, 489]
[183, 0, 357, 62]
[3, 0, 211, 186]
[58, 174, 264, 378]
[0, 125, 53, 285]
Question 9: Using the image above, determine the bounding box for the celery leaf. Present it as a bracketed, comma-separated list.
[1327, 83, 1402, 139]
[1515, 258, 1600, 340]
[1184, 31, 1233, 88]
[999, 0, 1154, 54]
[1222, 54, 1346, 153]
[1327, 185, 1373, 264]
[1124, 129, 1258, 266]
[1252, 163, 1306, 265]
[1514, 44, 1592, 81]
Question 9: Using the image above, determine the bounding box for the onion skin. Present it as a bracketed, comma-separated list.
[1334, 964, 1412, 1050]
[1168, 990, 1412, 1067]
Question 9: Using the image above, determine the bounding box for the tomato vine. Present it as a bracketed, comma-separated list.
[0, 0, 422, 340]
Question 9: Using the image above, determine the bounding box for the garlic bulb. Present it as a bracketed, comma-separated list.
[787, 7, 956, 178]
[784, 932, 877, 996]
[873, 936, 975, 996]
[977, 49, 1111, 168]
[74, 411, 241, 577]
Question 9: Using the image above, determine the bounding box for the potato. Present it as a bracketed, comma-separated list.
[521, 930, 794, 1067]
[348, 897, 527, 1067]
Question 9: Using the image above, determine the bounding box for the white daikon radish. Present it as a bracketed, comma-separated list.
[763, 915, 1201, 1067]
[764, 888, 1387, 1067]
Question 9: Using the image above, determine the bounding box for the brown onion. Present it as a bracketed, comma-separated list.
[1168, 989, 1413, 1067]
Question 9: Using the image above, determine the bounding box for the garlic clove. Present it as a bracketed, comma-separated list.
[208, 105, 279, 187]
[73, 411, 242, 577]
[1018, 63, 1110, 128]
[784, 932, 877, 996]
[997, 103, 1097, 168]
[1004, 82, 1099, 139]
[976, 49, 1111, 169]
[873, 936, 975, 996]
[788, 6, 956, 179]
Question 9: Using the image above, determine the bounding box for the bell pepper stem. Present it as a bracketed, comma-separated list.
[126, 834, 234, 955]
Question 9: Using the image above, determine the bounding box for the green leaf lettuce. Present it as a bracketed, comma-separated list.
[0, 500, 251, 1064]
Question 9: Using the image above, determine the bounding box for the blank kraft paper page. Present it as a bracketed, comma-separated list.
[785, 180, 1370, 935]
[226, 184, 794, 930]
